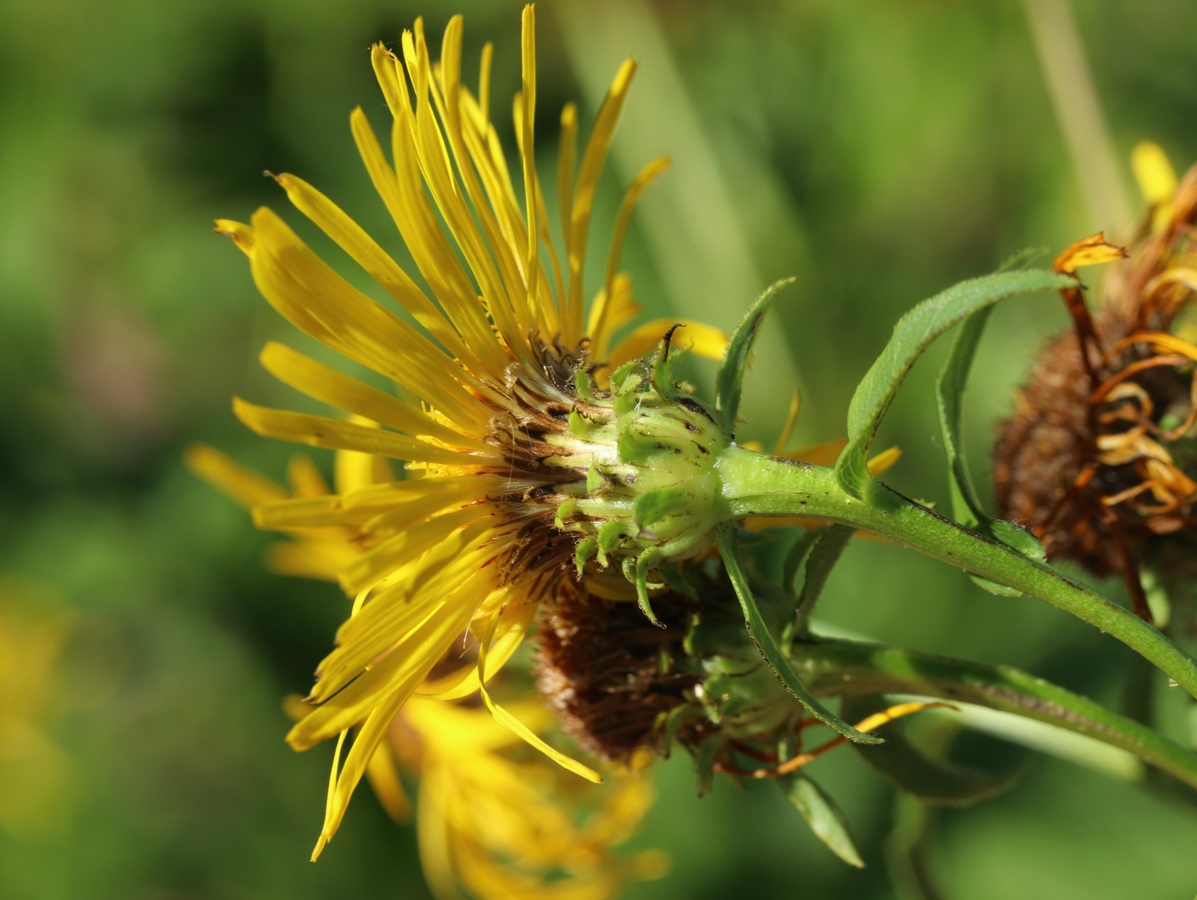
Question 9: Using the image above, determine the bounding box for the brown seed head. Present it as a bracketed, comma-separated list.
[534, 580, 701, 763]
[994, 167, 1197, 602]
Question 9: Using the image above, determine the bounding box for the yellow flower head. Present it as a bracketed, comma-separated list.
[205, 6, 726, 854]
[373, 699, 666, 900]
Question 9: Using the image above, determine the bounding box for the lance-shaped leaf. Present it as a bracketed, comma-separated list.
[794, 524, 855, 633]
[716, 526, 881, 745]
[715, 277, 796, 437]
[835, 268, 1074, 498]
[935, 306, 1044, 598]
[781, 527, 824, 596]
[842, 693, 1021, 807]
[936, 307, 994, 531]
[778, 772, 864, 868]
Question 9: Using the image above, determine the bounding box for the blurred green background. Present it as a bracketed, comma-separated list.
[3, 0, 1197, 897]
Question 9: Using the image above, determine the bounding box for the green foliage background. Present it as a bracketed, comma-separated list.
[3, 0, 1197, 897]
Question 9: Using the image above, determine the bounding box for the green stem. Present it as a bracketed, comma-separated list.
[796, 637, 1197, 791]
[715, 446, 1197, 700]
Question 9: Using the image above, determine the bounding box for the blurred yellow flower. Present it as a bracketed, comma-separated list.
[0, 583, 73, 839]
[201, 3, 727, 855]
[375, 699, 666, 900]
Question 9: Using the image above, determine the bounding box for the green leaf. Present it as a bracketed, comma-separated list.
[935, 305, 1044, 598]
[936, 307, 993, 531]
[834, 268, 1074, 498]
[715, 526, 882, 744]
[778, 772, 865, 868]
[885, 793, 943, 900]
[842, 694, 1021, 807]
[781, 527, 823, 594]
[795, 525, 855, 631]
[715, 277, 796, 437]
[995, 245, 1050, 273]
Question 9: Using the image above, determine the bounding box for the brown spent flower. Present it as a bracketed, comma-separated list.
[534, 579, 701, 763]
[995, 163, 1197, 617]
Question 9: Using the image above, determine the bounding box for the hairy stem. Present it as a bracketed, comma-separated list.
[716, 446, 1197, 700]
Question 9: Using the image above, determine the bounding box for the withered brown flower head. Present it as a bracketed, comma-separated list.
[995, 163, 1197, 616]
[534, 578, 702, 763]
[534, 558, 940, 786]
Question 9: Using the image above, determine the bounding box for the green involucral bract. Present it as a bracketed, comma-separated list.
[546, 345, 731, 621]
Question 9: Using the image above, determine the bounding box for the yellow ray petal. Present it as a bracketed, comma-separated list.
[251, 495, 366, 529]
[557, 102, 580, 327]
[591, 156, 671, 353]
[259, 342, 486, 451]
[607, 319, 729, 369]
[265, 541, 359, 581]
[340, 473, 504, 512]
[287, 454, 330, 499]
[338, 505, 483, 595]
[588, 273, 640, 354]
[476, 614, 601, 785]
[357, 480, 488, 538]
[417, 599, 537, 701]
[269, 171, 470, 362]
[184, 444, 288, 507]
[293, 591, 479, 750]
[866, 445, 902, 476]
[772, 391, 801, 456]
[247, 208, 487, 427]
[566, 59, 637, 334]
[333, 447, 394, 495]
[400, 26, 532, 356]
[310, 685, 413, 859]
[349, 100, 505, 378]
[313, 521, 494, 696]
[233, 398, 480, 468]
[364, 741, 412, 823]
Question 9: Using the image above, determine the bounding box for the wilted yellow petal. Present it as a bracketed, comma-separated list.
[1053, 232, 1128, 274]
